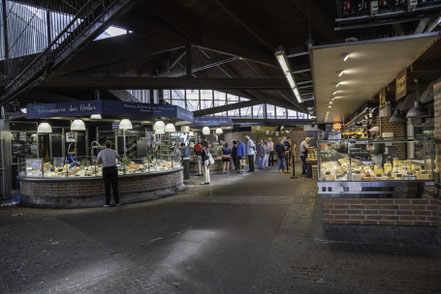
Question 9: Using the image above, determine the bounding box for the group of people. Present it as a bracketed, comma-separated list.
[191, 135, 314, 185]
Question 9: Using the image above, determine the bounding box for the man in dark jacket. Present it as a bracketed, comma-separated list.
[256, 140, 265, 169]
[231, 140, 238, 172]
[275, 138, 286, 172]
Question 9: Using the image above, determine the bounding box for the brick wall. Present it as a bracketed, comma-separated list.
[322, 198, 438, 226]
[20, 169, 183, 200]
[376, 117, 407, 159]
[433, 82, 441, 240]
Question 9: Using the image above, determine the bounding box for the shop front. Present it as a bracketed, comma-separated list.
[310, 33, 441, 245]
[1, 100, 194, 207]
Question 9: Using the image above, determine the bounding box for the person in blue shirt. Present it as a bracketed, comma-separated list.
[180, 143, 190, 180]
[283, 137, 291, 172]
[275, 138, 286, 172]
[222, 142, 232, 174]
[67, 147, 80, 168]
[237, 139, 246, 174]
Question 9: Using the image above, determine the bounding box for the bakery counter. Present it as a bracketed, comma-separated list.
[19, 167, 185, 208]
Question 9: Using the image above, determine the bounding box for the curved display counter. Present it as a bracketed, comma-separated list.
[19, 167, 185, 208]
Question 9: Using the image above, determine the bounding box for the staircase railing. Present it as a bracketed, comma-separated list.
[0, 0, 130, 106]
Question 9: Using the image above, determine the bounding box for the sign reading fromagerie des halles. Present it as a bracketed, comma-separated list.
[395, 69, 407, 101]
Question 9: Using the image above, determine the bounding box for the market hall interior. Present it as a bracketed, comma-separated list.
[2, 167, 441, 294]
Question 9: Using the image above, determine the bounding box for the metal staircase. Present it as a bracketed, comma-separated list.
[0, 0, 131, 106]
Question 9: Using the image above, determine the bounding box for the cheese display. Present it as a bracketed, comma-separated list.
[318, 139, 434, 182]
[24, 157, 181, 178]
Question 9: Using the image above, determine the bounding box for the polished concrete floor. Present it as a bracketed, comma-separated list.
[1, 166, 441, 293]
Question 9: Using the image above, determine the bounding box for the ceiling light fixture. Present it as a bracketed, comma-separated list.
[328, 105, 332, 108]
[71, 119, 86, 131]
[275, 50, 302, 103]
[119, 119, 133, 130]
[342, 53, 350, 62]
[338, 70, 344, 77]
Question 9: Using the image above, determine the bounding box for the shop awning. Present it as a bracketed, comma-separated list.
[26, 100, 194, 122]
[310, 33, 440, 124]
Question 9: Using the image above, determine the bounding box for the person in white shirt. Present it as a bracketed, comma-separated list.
[268, 138, 274, 166]
[97, 140, 123, 207]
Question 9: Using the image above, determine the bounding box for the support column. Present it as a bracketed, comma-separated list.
[433, 82, 441, 241]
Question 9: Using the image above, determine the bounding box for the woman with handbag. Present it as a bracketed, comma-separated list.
[201, 141, 211, 185]
[222, 142, 232, 174]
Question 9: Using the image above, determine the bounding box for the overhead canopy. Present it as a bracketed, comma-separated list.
[26, 100, 194, 123]
[310, 33, 440, 124]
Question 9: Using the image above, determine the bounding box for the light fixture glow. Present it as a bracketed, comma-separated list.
[155, 129, 165, 135]
[37, 122, 52, 133]
[165, 123, 176, 133]
[202, 126, 210, 135]
[275, 52, 290, 74]
[275, 50, 302, 103]
[333, 91, 341, 95]
[90, 114, 102, 120]
[328, 105, 332, 108]
[71, 119, 86, 131]
[338, 70, 344, 77]
[293, 88, 301, 103]
[215, 128, 223, 135]
[119, 119, 133, 130]
[181, 126, 190, 133]
[336, 82, 341, 88]
[20, 108, 27, 114]
[286, 74, 296, 89]
[189, 131, 195, 136]
[329, 101, 333, 105]
[342, 53, 350, 62]
[154, 120, 165, 131]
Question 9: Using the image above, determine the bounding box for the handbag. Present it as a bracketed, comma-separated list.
[208, 153, 215, 165]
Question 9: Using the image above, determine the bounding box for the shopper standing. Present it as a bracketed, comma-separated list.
[97, 140, 123, 207]
[237, 139, 246, 174]
[245, 136, 255, 172]
[231, 140, 238, 172]
[222, 142, 232, 174]
[194, 140, 203, 176]
[256, 140, 265, 169]
[268, 137, 274, 166]
[299, 137, 314, 174]
[201, 141, 211, 185]
[283, 136, 291, 173]
[180, 142, 190, 180]
[263, 140, 270, 168]
[275, 138, 286, 172]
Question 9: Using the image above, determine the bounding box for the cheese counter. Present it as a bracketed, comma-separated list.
[18, 158, 185, 208]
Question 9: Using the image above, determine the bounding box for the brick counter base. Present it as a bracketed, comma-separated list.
[20, 169, 185, 208]
[190, 160, 224, 174]
[322, 198, 440, 246]
[322, 198, 438, 226]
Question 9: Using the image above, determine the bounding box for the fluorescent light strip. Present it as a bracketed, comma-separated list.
[275, 51, 302, 104]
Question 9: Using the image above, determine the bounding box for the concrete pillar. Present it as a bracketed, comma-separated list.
[433, 82, 441, 241]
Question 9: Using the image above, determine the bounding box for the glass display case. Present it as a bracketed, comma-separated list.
[318, 138, 434, 182]
[23, 156, 181, 179]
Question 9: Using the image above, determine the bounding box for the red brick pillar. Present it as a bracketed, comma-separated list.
[433, 82, 441, 240]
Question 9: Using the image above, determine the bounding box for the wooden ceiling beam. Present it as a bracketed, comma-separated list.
[289, 0, 338, 41]
[36, 77, 291, 90]
[209, 0, 279, 51]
